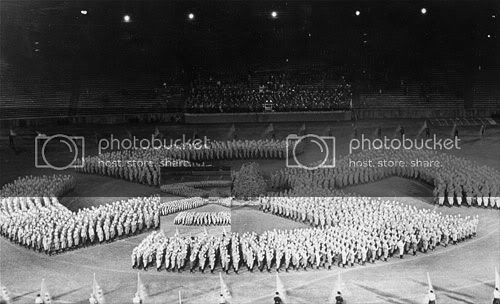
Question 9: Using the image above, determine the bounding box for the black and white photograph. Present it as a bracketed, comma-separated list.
[0, 0, 499, 303]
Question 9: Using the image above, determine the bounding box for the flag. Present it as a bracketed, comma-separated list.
[495, 267, 499, 290]
[264, 123, 274, 135]
[93, 273, 106, 304]
[40, 279, 51, 304]
[203, 227, 209, 236]
[394, 125, 401, 138]
[417, 120, 427, 138]
[219, 272, 232, 300]
[154, 126, 160, 137]
[427, 272, 433, 292]
[419, 272, 435, 304]
[479, 124, 485, 137]
[228, 124, 236, 139]
[137, 273, 147, 301]
[336, 272, 342, 294]
[298, 123, 306, 135]
[324, 126, 333, 136]
[276, 273, 287, 304]
[330, 272, 350, 301]
[451, 122, 457, 137]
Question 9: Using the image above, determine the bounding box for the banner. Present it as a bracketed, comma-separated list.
[93, 273, 106, 304]
[276, 273, 287, 304]
[40, 279, 52, 304]
[137, 273, 147, 301]
[219, 272, 232, 300]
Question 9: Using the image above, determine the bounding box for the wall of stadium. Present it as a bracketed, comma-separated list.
[0, 113, 179, 128]
[353, 107, 498, 120]
[184, 111, 352, 124]
[2, 107, 498, 128]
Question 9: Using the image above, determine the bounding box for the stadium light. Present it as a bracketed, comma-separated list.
[271, 11, 278, 19]
[123, 15, 131, 23]
[80, 10, 88, 15]
[421, 8, 427, 15]
[355, 10, 361, 16]
[188, 13, 195, 20]
[487, 34, 491, 38]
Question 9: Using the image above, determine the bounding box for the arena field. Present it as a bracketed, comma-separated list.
[1, 120, 499, 304]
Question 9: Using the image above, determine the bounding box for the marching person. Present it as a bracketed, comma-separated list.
[89, 294, 97, 304]
[427, 289, 436, 304]
[493, 287, 500, 304]
[273, 291, 283, 304]
[34, 294, 43, 304]
[335, 291, 344, 304]
[218, 294, 226, 304]
[132, 292, 142, 304]
[8, 128, 16, 151]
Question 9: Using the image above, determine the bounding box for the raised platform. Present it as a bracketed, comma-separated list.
[0, 112, 179, 128]
[184, 111, 352, 124]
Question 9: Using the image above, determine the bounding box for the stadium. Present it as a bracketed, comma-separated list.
[0, 1, 499, 304]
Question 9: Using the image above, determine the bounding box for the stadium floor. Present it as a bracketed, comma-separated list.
[0, 119, 499, 303]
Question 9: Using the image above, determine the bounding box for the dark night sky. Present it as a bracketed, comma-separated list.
[1, 1, 498, 78]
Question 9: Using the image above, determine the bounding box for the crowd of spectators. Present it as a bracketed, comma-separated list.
[185, 70, 352, 113]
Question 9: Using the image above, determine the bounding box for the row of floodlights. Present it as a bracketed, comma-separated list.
[78, 9, 499, 22]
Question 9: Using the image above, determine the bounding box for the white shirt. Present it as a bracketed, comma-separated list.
[428, 292, 436, 301]
[494, 289, 500, 298]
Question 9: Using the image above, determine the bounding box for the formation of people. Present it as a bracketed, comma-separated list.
[77, 138, 292, 186]
[271, 149, 500, 208]
[159, 197, 232, 216]
[0, 175, 161, 254]
[174, 211, 231, 226]
[132, 194, 477, 274]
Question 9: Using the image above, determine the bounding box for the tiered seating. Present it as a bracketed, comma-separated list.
[76, 75, 166, 116]
[186, 68, 352, 113]
[472, 67, 500, 109]
[359, 67, 464, 109]
[0, 67, 72, 119]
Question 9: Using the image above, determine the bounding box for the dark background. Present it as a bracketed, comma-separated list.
[1, 1, 498, 82]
